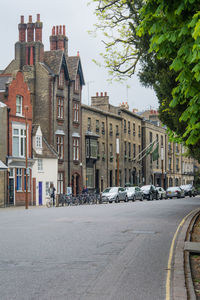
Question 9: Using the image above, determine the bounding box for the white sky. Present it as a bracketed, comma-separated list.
[0, 0, 158, 111]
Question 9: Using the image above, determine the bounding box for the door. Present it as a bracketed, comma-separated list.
[39, 182, 42, 205]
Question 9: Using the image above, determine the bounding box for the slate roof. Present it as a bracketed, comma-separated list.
[44, 50, 63, 75]
[0, 75, 12, 91]
[67, 56, 85, 85]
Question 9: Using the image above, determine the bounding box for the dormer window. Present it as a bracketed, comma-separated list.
[16, 95, 23, 116]
[36, 136, 42, 148]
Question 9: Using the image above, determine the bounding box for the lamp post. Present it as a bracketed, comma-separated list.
[161, 146, 164, 188]
[116, 138, 119, 186]
[25, 106, 29, 209]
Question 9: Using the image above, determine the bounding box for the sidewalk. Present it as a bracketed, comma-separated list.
[173, 208, 200, 300]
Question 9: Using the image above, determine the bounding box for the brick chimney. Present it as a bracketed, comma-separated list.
[18, 15, 27, 42]
[91, 92, 109, 111]
[27, 15, 34, 42]
[35, 14, 42, 42]
[50, 25, 68, 54]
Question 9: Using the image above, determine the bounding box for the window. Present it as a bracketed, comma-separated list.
[133, 123, 135, 136]
[102, 142, 105, 159]
[128, 142, 131, 158]
[102, 122, 105, 134]
[24, 168, 30, 191]
[36, 136, 42, 148]
[16, 95, 23, 116]
[116, 125, 119, 136]
[75, 74, 80, 91]
[58, 172, 64, 194]
[161, 135, 163, 147]
[73, 138, 79, 160]
[109, 123, 113, 136]
[16, 168, 22, 191]
[124, 120, 127, 133]
[175, 143, 179, 153]
[73, 102, 79, 122]
[128, 121, 130, 134]
[38, 159, 43, 171]
[12, 125, 26, 157]
[138, 145, 141, 159]
[176, 158, 179, 171]
[57, 97, 64, 119]
[133, 144, 136, 158]
[168, 157, 172, 170]
[87, 118, 91, 131]
[56, 135, 64, 159]
[97, 141, 100, 156]
[96, 120, 99, 132]
[90, 139, 97, 158]
[150, 132, 153, 143]
[58, 69, 64, 88]
[86, 139, 90, 157]
[110, 144, 113, 157]
[124, 141, 127, 156]
[138, 125, 141, 137]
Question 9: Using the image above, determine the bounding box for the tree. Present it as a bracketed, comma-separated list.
[137, 0, 200, 161]
[92, 0, 200, 161]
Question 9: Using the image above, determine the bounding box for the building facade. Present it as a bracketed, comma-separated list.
[2, 14, 85, 196]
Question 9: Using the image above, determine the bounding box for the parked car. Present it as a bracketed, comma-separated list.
[156, 186, 167, 199]
[125, 186, 143, 201]
[166, 187, 185, 199]
[101, 187, 128, 203]
[180, 184, 197, 197]
[141, 185, 158, 200]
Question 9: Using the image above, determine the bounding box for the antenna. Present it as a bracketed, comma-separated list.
[86, 81, 94, 105]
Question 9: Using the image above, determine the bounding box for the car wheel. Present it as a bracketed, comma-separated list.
[115, 197, 119, 203]
[160, 194, 163, 200]
[140, 195, 143, 201]
[124, 196, 128, 202]
[109, 201, 113, 203]
[132, 195, 136, 202]
[149, 194, 153, 201]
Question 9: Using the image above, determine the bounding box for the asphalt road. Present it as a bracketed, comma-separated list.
[0, 197, 200, 300]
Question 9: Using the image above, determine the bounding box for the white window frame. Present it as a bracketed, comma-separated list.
[36, 136, 42, 149]
[16, 95, 23, 116]
[12, 123, 27, 158]
[38, 159, 43, 171]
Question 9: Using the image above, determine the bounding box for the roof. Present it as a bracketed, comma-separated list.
[44, 50, 63, 75]
[0, 75, 12, 91]
[67, 56, 85, 85]
[0, 160, 8, 170]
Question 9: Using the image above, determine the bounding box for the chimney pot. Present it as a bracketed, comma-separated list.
[101, 92, 103, 96]
[77, 51, 79, 56]
[52, 26, 55, 35]
[59, 25, 62, 35]
[63, 25, 66, 36]
[105, 92, 107, 96]
[20, 15, 24, 24]
[37, 14, 40, 22]
[29, 15, 32, 23]
[56, 26, 59, 35]
[96, 92, 99, 96]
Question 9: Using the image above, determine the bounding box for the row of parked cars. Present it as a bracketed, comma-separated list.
[101, 184, 197, 203]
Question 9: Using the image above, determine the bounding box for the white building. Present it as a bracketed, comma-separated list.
[32, 125, 58, 205]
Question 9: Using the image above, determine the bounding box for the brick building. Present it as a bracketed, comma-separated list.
[0, 71, 34, 206]
[2, 14, 85, 196]
[82, 93, 143, 192]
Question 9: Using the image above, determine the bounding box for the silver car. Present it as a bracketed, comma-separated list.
[166, 187, 185, 199]
[156, 187, 167, 199]
[125, 186, 143, 201]
[102, 187, 128, 203]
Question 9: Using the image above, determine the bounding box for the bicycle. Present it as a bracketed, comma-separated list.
[46, 196, 53, 208]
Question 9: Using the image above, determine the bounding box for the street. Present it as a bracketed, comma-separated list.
[0, 197, 200, 300]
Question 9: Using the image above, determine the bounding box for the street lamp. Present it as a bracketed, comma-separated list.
[161, 146, 164, 188]
[116, 138, 119, 186]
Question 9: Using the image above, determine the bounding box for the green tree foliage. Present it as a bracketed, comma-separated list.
[137, 0, 200, 161]
[92, 0, 200, 161]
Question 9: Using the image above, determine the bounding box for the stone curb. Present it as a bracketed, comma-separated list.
[173, 208, 200, 300]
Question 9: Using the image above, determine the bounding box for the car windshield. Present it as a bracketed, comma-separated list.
[103, 187, 118, 193]
[180, 185, 192, 190]
[141, 185, 151, 191]
[126, 187, 135, 191]
[167, 187, 180, 192]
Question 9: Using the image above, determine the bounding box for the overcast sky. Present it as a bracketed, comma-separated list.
[0, 0, 158, 111]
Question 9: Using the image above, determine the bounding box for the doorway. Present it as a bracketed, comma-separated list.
[38, 182, 42, 205]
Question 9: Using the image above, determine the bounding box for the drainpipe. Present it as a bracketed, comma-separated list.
[68, 81, 71, 186]
[7, 107, 10, 206]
